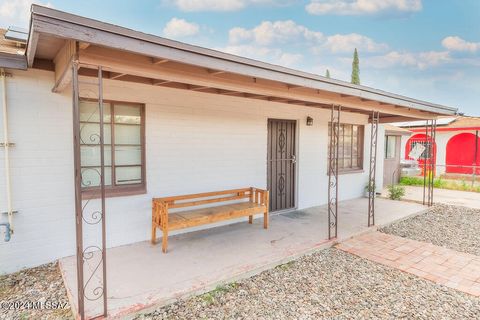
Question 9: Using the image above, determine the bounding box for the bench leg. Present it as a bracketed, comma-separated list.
[248, 215, 253, 224]
[151, 224, 157, 244]
[263, 211, 268, 229]
[162, 229, 168, 253]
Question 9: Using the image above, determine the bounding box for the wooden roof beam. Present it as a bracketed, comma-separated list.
[110, 72, 126, 80]
[287, 84, 302, 90]
[190, 85, 211, 91]
[153, 79, 172, 86]
[79, 42, 91, 50]
[52, 40, 76, 92]
[152, 58, 169, 65]
[207, 69, 226, 76]
[218, 90, 243, 96]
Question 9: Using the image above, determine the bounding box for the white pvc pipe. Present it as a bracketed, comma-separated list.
[1, 68, 13, 234]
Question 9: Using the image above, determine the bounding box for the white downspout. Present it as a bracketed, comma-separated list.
[1, 68, 13, 239]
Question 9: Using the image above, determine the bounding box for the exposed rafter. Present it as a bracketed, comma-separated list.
[152, 79, 172, 86]
[152, 58, 169, 65]
[110, 72, 126, 80]
[207, 69, 226, 76]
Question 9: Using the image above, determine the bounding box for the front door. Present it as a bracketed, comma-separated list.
[267, 119, 296, 212]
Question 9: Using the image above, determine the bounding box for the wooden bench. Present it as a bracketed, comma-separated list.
[151, 187, 269, 253]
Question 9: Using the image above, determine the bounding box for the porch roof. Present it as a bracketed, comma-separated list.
[21, 5, 457, 122]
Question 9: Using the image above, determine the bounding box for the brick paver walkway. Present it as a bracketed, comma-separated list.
[337, 232, 480, 296]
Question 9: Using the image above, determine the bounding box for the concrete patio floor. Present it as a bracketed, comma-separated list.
[59, 198, 426, 319]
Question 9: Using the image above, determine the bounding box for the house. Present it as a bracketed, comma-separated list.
[397, 116, 480, 177]
[0, 5, 457, 318]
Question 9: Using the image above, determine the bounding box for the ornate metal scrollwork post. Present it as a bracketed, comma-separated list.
[72, 59, 85, 319]
[328, 104, 341, 239]
[73, 62, 108, 319]
[429, 119, 437, 206]
[368, 111, 380, 227]
[423, 119, 437, 207]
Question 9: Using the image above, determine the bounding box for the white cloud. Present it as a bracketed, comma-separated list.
[277, 52, 303, 67]
[306, 0, 422, 16]
[170, 0, 288, 12]
[323, 33, 388, 53]
[365, 50, 450, 70]
[229, 20, 323, 46]
[162, 17, 199, 38]
[442, 36, 480, 53]
[0, 0, 52, 28]
[219, 45, 303, 67]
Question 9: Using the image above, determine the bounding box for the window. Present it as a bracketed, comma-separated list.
[80, 100, 145, 196]
[328, 123, 364, 171]
[385, 135, 397, 159]
[410, 141, 432, 160]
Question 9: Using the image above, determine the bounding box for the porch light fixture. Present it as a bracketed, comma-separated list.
[306, 116, 314, 126]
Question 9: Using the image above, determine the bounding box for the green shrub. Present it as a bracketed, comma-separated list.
[387, 184, 406, 200]
[400, 175, 480, 193]
[433, 177, 447, 188]
[399, 176, 424, 186]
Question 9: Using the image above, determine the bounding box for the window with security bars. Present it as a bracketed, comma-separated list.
[79, 100, 145, 196]
[410, 141, 432, 160]
[328, 123, 364, 171]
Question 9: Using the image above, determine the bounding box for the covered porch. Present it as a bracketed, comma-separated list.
[59, 197, 426, 318]
[19, 5, 458, 320]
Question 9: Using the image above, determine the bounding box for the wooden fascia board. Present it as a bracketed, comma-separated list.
[78, 49, 434, 120]
[385, 130, 412, 136]
[0, 52, 27, 70]
[410, 127, 480, 133]
[26, 31, 39, 67]
[31, 13, 456, 116]
[378, 116, 428, 124]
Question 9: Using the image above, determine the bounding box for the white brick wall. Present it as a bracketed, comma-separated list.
[0, 69, 384, 273]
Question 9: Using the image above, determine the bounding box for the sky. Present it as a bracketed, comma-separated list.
[1, 0, 479, 115]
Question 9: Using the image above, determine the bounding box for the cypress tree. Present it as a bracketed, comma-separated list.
[351, 48, 360, 85]
[325, 69, 331, 78]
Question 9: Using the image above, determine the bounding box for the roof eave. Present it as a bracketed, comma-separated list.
[28, 4, 457, 116]
[0, 52, 27, 70]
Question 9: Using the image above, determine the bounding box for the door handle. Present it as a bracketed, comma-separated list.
[292, 155, 296, 164]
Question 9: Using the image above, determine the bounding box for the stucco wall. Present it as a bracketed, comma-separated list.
[401, 130, 479, 176]
[0, 69, 384, 273]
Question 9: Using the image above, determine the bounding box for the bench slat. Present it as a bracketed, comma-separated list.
[154, 188, 252, 202]
[167, 194, 251, 209]
[168, 202, 265, 231]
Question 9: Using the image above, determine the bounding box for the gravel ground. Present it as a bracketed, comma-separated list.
[380, 204, 480, 256]
[0, 262, 72, 320]
[135, 248, 480, 320]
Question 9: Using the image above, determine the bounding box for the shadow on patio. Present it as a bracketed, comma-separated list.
[59, 198, 426, 319]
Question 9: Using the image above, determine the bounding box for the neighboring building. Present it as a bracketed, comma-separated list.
[383, 124, 411, 186]
[0, 5, 457, 274]
[397, 116, 480, 177]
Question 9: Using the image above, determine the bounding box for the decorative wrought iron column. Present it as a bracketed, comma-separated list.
[367, 111, 380, 227]
[328, 104, 341, 239]
[73, 61, 108, 319]
[429, 119, 437, 206]
[423, 119, 437, 207]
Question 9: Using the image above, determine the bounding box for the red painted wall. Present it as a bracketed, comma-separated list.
[446, 133, 480, 174]
[405, 134, 436, 176]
